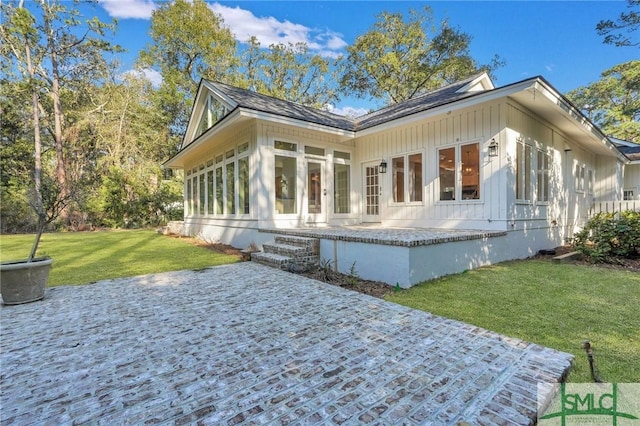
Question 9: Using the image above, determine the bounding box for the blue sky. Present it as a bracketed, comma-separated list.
[90, 0, 635, 115]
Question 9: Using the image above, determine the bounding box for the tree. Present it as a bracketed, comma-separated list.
[597, 0, 639, 47]
[54, 69, 181, 228]
[1, 2, 46, 231]
[239, 37, 340, 109]
[567, 60, 640, 143]
[339, 7, 503, 105]
[138, 0, 238, 136]
[1, 0, 120, 211]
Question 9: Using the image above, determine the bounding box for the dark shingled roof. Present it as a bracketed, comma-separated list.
[618, 144, 640, 161]
[208, 73, 489, 133]
[355, 74, 486, 130]
[209, 81, 356, 132]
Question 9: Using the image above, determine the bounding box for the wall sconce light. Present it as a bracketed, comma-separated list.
[488, 138, 499, 158]
[379, 159, 387, 173]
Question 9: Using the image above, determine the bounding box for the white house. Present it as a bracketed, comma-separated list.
[164, 73, 633, 286]
[611, 137, 640, 200]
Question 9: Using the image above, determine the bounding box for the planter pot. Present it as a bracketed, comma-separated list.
[0, 258, 52, 305]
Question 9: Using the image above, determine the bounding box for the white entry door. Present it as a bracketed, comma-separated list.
[306, 160, 326, 223]
[363, 162, 381, 222]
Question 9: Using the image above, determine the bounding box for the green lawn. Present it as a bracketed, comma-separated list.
[386, 260, 640, 383]
[0, 229, 240, 286]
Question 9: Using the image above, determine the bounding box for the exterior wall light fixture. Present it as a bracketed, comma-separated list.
[488, 138, 499, 158]
[379, 159, 388, 173]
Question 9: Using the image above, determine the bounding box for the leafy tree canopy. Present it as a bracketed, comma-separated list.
[339, 7, 504, 105]
[239, 37, 340, 110]
[567, 60, 640, 143]
[138, 0, 238, 135]
[597, 0, 640, 47]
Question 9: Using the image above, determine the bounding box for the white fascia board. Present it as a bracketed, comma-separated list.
[456, 72, 494, 93]
[237, 107, 356, 140]
[181, 81, 238, 149]
[181, 82, 208, 149]
[529, 80, 628, 162]
[201, 80, 237, 110]
[165, 108, 244, 168]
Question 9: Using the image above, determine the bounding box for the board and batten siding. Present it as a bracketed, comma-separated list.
[354, 100, 506, 230]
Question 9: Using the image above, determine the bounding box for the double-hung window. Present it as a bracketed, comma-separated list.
[391, 152, 423, 203]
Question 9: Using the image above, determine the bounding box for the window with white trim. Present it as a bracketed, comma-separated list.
[624, 189, 635, 200]
[438, 142, 479, 201]
[575, 163, 586, 193]
[392, 152, 423, 203]
[334, 151, 351, 214]
[186, 143, 250, 217]
[195, 95, 229, 138]
[537, 149, 550, 202]
[516, 140, 532, 201]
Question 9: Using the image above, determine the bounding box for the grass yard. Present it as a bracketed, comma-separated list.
[0, 229, 240, 286]
[386, 260, 640, 383]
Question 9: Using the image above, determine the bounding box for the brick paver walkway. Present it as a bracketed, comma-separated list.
[1, 263, 572, 425]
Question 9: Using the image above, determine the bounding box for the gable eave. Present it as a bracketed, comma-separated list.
[165, 108, 247, 169]
[507, 77, 627, 162]
[180, 80, 238, 150]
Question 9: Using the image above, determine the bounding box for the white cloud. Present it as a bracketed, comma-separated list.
[99, 0, 157, 19]
[327, 105, 369, 118]
[121, 68, 163, 87]
[210, 2, 347, 58]
[545, 64, 556, 73]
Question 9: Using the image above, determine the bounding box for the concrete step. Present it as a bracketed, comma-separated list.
[263, 243, 306, 257]
[251, 252, 292, 270]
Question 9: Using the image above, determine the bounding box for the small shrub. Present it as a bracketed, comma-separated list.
[573, 210, 640, 263]
[345, 261, 360, 286]
[316, 258, 335, 282]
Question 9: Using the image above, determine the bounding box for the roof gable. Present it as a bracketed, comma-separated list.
[205, 81, 357, 132]
[201, 72, 493, 133]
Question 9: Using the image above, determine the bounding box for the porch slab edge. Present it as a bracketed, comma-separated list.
[259, 227, 507, 247]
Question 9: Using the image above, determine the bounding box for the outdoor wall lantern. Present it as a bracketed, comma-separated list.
[379, 159, 388, 173]
[488, 138, 499, 158]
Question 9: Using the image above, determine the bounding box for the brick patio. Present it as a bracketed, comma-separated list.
[0, 262, 572, 425]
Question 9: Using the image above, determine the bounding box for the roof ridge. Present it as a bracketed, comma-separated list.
[207, 80, 356, 123]
[355, 72, 488, 122]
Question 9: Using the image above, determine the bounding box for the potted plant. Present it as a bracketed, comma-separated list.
[0, 175, 69, 305]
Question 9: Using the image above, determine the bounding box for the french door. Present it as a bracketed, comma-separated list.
[306, 160, 326, 223]
[363, 162, 381, 222]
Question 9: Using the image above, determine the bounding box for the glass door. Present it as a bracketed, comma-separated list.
[306, 160, 326, 223]
[363, 162, 381, 222]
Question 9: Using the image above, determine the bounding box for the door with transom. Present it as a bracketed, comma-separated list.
[362, 162, 381, 222]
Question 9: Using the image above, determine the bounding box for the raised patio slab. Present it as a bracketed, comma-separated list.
[0, 263, 572, 425]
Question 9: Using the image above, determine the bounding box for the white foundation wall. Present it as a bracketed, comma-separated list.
[320, 227, 563, 288]
[182, 218, 271, 250]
